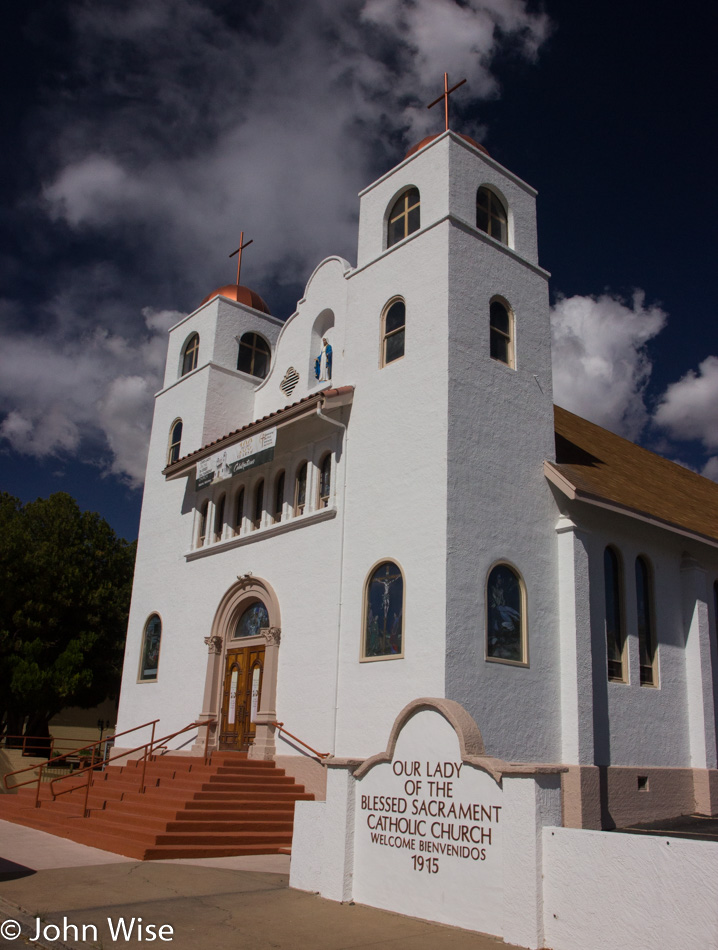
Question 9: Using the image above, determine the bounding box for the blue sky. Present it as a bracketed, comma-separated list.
[1, 0, 716, 541]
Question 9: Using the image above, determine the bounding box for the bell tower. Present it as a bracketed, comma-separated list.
[345, 123, 560, 763]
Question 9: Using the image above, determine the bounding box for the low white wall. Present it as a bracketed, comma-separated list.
[543, 827, 718, 950]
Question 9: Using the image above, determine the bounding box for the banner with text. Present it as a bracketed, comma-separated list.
[196, 428, 277, 489]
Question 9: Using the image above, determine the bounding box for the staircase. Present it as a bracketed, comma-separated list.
[0, 752, 313, 860]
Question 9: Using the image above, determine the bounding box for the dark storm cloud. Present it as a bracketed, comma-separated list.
[0, 0, 551, 484]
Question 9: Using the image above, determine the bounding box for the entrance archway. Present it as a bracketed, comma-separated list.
[195, 577, 281, 759]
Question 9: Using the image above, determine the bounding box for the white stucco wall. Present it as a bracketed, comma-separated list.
[543, 826, 718, 950]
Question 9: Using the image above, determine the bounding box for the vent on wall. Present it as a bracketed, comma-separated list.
[280, 367, 300, 397]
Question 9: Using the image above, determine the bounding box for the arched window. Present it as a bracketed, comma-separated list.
[486, 563, 527, 664]
[214, 494, 226, 543]
[382, 299, 406, 366]
[181, 333, 200, 376]
[198, 500, 209, 547]
[387, 187, 420, 248]
[237, 332, 271, 379]
[476, 186, 508, 244]
[635, 556, 657, 686]
[363, 561, 404, 659]
[252, 480, 264, 530]
[139, 614, 161, 682]
[604, 546, 625, 681]
[273, 471, 285, 523]
[294, 462, 308, 516]
[318, 453, 331, 508]
[168, 419, 183, 465]
[490, 300, 514, 367]
[234, 600, 270, 639]
[234, 487, 245, 535]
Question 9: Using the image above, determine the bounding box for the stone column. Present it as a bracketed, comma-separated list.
[250, 627, 281, 760]
[191, 634, 223, 755]
[681, 554, 718, 814]
[555, 516, 601, 828]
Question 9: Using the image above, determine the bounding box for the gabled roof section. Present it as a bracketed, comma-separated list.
[547, 405, 718, 546]
[163, 385, 354, 480]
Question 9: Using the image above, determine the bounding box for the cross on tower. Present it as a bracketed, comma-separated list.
[229, 231, 254, 285]
[427, 72, 467, 132]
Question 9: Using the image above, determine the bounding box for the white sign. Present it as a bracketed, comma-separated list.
[196, 428, 277, 489]
[353, 709, 504, 935]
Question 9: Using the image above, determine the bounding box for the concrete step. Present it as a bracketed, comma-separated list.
[0, 751, 312, 860]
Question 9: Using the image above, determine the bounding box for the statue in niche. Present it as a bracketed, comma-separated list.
[314, 337, 332, 382]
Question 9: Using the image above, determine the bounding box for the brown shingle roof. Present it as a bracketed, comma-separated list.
[548, 405, 718, 546]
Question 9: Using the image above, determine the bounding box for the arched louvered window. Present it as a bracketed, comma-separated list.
[490, 299, 514, 367]
[382, 299, 405, 366]
[476, 186, 508, 244]
[237, 332, 271, 379]
[273, 471, 285, 523]
[387, 188, 420, 248]
[294, 462, 308, 516]
[168, 419, 183, 465]
[181, 333, 200, 376]
[252, 480, 264, 530]
[318, 453, 331, 508]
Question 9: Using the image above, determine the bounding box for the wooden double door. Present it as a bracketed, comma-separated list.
[219, 645, 265, 750]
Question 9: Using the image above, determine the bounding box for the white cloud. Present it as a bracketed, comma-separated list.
[41, 0, 551, 292]
[0, 307, 184, 487]
[550, 291, 667, 440]
[653, 356, 718, 451]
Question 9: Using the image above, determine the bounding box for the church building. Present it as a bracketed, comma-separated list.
[116, 124, 718, 833]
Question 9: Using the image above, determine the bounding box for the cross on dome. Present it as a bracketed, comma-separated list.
[229, 231, 253, 285]
[427, 72, 467, 132]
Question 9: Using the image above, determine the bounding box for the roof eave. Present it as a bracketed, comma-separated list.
[544, 461, 718, 551]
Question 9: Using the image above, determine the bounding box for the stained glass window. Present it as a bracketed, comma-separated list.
[139, 615, 161, 681]
[636, 556, 657, 686]
[486, 564, 525, 663]
[364, 561, 404, 658]
[235, 601, 270, 639]
[604, 547, 625, 681]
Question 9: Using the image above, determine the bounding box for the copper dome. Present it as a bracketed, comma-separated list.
[404, 133, 489, 161]
[200, 284, 271, 314]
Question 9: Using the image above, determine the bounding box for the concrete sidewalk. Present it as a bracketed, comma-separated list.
[0, 820, 516, 950]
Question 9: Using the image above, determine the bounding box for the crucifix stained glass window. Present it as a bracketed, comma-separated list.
[364, 561, 404, 659]
[387, 188, 420, 248]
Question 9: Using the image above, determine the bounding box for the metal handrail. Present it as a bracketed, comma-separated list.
[3, 719, 161, 797]
[48, 719, 217, 817]
[1, 733, 109, 761]
[270, 721, 330, 760]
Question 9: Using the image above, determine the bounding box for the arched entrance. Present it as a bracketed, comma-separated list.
[195, 577, 281, 759]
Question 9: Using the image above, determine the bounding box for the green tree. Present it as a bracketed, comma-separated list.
[0, 492, 136, 739]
